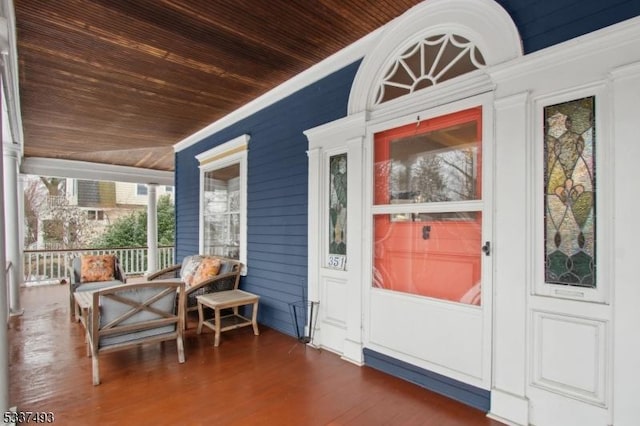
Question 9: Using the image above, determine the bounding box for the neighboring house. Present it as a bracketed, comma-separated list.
[173, 1, 640, 426]
[36, 178, 174, 248]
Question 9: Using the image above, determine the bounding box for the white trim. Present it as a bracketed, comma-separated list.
[344, 135, 366, 365]
[532, 83, 608, 304]
[489, 15, 640, 86]
[362, 93, 495, 389]
[611, 60, 640, 426]
[491, 91, 530, 418]
[608, 60, 640, 80]
[20, 157, 174, 185]
[3, 139, 21, 314]
[489, 389, 529, 426]
[195, 134, 249, 163]
[174, 27, 385, 152]
[305, 113, 367, 362]
[306, 148, 321, 303]
[348, 0, 522, 114]
[304, 112, 367, 147]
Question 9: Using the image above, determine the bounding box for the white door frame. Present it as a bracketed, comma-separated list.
[361, 93, 495, 389]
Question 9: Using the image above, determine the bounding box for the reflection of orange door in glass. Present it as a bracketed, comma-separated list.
[373, 107, 483, 305]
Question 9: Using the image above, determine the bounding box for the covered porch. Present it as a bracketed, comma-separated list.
[3, 1, 640, 425]
[9, 282, 500, 425]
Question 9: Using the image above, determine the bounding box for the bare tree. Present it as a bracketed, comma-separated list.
[23, 176, 96, 249]
[439, 148, 477, 200]
[23, 176, 46, 247]
[39, 177, 65, 196]
[410, 155, 447, 202]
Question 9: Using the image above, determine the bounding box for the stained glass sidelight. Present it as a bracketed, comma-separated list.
[329, 154, 347, 255]
[544, 96, 596, 287]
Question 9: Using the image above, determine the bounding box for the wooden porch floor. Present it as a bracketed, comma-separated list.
[8, 284, 504, 426]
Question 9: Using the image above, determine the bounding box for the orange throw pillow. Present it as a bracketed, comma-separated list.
[80, 255, 115, 283]
[191, 257, 221, 287]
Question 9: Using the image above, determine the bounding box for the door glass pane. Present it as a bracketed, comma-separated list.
[373, 212, 482, 305]
[372, 107, 483, 305]
[374, 108, 481, 205]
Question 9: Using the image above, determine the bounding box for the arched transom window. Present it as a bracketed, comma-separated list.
[375, 34, 486, 105]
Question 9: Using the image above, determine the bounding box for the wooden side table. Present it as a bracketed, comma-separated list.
[196, 290, 260, 346]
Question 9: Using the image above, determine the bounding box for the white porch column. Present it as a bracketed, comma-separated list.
[3, 142, 21, 314]
[0, 64, 10, 415]
[146, 183, 158, 275]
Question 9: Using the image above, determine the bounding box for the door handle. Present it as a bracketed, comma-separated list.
[481, 241, 491, 256]
[422, 225, 431, 240]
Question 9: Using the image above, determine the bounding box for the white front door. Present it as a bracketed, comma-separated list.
[364, 100, 493, 389]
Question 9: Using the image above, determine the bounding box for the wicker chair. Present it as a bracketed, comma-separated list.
[146, 255, 242, 328]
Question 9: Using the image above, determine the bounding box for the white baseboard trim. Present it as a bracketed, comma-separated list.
[341, 338, 364, 366]
[489, 388, 529, 426]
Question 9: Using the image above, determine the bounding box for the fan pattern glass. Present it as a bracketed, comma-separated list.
[375, 34, 485, 105]
[544, 96, 596, 287]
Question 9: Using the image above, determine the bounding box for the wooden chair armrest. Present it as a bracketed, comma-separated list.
[147, 264, 181, 280]
[115, 262, 127, 284]
[182, 271, 241, 311]
[185, 271, 240, 294]
[66, 264, 80, 289]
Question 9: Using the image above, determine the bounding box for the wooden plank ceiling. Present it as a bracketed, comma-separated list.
[15, 0, 423, 172]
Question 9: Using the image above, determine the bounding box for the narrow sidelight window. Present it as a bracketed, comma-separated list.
[544, 96, 596, 287]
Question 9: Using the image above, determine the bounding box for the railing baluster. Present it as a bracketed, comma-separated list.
[21, 246, 174, 284]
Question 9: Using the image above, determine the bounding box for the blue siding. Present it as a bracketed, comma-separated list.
[175, 60, 360, 336]
[364, 349, 491, 412]
[498, 0, 640, 53]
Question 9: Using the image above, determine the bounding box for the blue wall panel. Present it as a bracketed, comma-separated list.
[175, 60, 360, 336]
[364, 349, 491, 412]
[497, 0, 640, 53]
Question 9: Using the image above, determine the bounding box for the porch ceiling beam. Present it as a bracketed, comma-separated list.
[20, 157, 173, 185]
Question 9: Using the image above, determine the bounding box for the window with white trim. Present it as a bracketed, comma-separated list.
[87, 209, 105, 221]
[136, 184, 148, 196]
[197, 135, 249, 273]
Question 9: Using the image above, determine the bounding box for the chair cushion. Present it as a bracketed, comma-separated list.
[76, 280, 123, 292]
[180, 255, 203, 287]
[80, 255, 115, 283]
[100, 326, 176, 348]
[191, 257, 221, 287]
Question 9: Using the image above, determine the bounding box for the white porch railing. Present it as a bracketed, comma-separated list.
[22, 246, 175, 284]
[5, 262, 11, 322]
